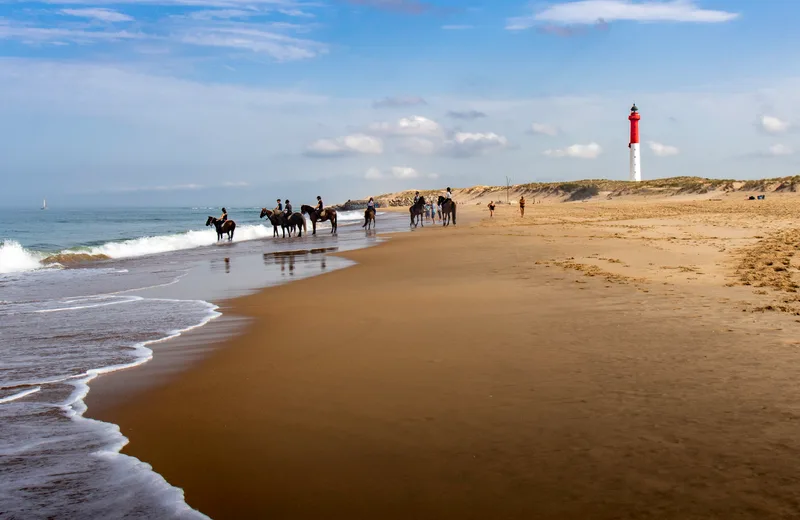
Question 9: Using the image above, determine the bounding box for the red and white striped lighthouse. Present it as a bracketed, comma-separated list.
[628, 103, 641, 182]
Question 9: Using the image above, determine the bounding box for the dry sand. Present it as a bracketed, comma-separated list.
[91, 195, 800, 519]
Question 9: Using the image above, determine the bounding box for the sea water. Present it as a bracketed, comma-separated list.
[0, 206, 406, 518]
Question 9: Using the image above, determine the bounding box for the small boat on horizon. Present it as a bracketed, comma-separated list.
[41, 198, 47, 210]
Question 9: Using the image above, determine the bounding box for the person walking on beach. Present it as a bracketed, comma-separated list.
[488, 200, 496, 217]
[219, 207, 228, 222]
[519, 196, 525, 217]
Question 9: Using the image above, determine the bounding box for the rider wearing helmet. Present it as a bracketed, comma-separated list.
[285, 199, 292, 215]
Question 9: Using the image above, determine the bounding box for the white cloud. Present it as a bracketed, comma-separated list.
[112, 183, 205, 192]
[0, 21, 144, 44]
[530, 122, 559, 136]
[187, 9, 254, 20]
[543, 142, 602, 159]
[648, 141, 679, 156]
[397, 137, 437, 155]
[368, 115, 442, 137]
[372, 96, 427, 109]
[178, 26, 327, 61]
[222, 180, 250, 187]
[60, 8, 134, 22]
[305, 134, 384, 157]
[760, 115, 790, 134]
[364, 166, 437, 180]
[442, 24, 473, 30]
[507, 0, 739, 30]
[442, 132, 509, 157]
[768, 144, 793, 156]
[278, 9, 314, 18]
[446, 109, 486, 120]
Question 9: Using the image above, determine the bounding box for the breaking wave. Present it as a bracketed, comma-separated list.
[0, 224, 274, 274]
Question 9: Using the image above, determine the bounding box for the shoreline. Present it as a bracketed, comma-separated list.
[91, 200, 800, 519]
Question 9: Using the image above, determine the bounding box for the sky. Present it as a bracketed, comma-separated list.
[1, 0, 799, 207]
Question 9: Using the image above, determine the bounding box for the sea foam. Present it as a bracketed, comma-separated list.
[1, 224, 274, 274]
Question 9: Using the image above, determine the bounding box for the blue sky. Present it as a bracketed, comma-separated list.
[1, 0, 799, 206]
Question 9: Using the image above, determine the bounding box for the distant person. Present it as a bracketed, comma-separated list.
[519, 196, 525, 217]
[367, 197, 375, 212]
[316, 195, 324, 217]
[413, 191, 420, 205]
[219, 207, 228, 222]
[488, 200, 496, 217]
[284, 199, 292, 215]
[276, 199, 283, 212]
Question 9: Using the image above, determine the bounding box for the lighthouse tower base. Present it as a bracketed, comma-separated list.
[629, 142, 641, 182]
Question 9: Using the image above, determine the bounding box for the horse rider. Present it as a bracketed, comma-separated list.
[445, 187, 452, 201]
[413, 191, 420, 204]
[219, 207, 228, 222]
[367, 197, 376, 212]
[316, 195, 324, 218]
[284, 199, 293, 215]
[276, 199, 283, 212]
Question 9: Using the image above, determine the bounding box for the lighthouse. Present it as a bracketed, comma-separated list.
[628, 103, 641, 182]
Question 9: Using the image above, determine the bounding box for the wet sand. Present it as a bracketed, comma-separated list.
[92, 197, 800, 519]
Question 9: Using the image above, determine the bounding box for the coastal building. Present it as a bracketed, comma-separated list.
[629, 104, 642, 182]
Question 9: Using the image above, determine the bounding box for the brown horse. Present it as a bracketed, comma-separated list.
[410, 196, 425, 228]
[438, 195, 457, 227]
[283, 213, 307, 238]
[301, 205, 338, 235]
[363, 207, 376, 230]
[206, 216, 236, 241]
[259, 208, 282, 237]
[260, 208, 307, 238]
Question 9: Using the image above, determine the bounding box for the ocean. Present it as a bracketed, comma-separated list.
[0, 206, 408, 519]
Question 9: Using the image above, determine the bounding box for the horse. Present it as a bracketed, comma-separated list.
[283, 212, 307, 238]
[363, 207, 376, 230]
[301, 205, 338, 235]
[206, 216, 236, 241]
[410, 196, 426, 228]
[438, 196, 457, 227]
[260, 208, 283, 237]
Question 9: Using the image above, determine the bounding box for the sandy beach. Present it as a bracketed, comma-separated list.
[90, 193, 800, 519]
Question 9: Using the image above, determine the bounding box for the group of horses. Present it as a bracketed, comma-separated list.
[205, 205, 343, 242]
[410, 196, 456, 228]
[206, 197, 451, 242]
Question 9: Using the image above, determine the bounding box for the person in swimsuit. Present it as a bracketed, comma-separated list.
[519, 196, 525, 217]
[219, 208, 228, 222]
[488, 200, 496, 217]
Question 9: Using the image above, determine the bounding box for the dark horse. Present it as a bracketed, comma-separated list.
[260, 208, 307, 238]
[438, 196, 457, 227]
[301, 205, 338, 235]
[206, 216, 236, 241]
[363, 207, 376, 230]
[410, 196, 425, 228]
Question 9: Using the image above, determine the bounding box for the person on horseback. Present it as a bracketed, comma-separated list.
[284, 199, 292, 215]
[276, 199, 283, 212]
[316, 196, 324, 218]
[219, 208, 228, 222]
[445, 187, 452, 201]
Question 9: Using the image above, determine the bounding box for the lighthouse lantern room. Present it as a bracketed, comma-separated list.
[628, 103, 641, 182]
